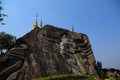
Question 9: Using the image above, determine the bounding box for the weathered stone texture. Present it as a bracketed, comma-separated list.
[0, 25, 97, 80]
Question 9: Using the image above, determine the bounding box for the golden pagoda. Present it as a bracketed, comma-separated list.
[72, 24, 74, 32]
[32, 14, 39, 30]
[40, 20, 42, 29]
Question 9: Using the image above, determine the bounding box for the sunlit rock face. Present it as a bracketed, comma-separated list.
[0, 25, 97, 80]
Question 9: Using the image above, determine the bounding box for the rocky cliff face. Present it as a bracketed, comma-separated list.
[0, 25, 97, 80]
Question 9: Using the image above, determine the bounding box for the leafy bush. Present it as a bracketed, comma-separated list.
[99, 70, 106, 79]
[33, 74, 95, 80]
[109, 77, 116, 80]
[104, 77, 116, 80]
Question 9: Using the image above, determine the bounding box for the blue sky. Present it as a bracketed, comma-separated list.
[0, 0, 120, 69]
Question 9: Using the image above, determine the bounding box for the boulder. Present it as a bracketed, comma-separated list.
[0, 25, 97, 80]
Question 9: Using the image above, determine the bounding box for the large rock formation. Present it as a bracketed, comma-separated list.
[0, 25, 97, 80]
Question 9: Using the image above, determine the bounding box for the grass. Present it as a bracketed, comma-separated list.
[33, 74, 116, 80]
[33, 74, 95, 80]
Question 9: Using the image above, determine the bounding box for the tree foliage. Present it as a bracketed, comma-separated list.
[0, 1, 7, 25]
[0, 32, 15, 54]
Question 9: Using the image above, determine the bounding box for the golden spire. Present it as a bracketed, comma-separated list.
[32, 13, 38, 30]
[40, 20, 42, 29]
[72, 24, 74, 32]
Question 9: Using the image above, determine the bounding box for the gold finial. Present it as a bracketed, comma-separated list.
[36, 13, 38, 22]
[32, 14, 38, 30]
[40, 20, 42, 29]
[72, 24, 74, 32]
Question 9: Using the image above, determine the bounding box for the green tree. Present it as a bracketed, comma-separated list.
[96, 61, 103, 77]
[0, 1, 7, 25]
[0, 32, 15, 54]
[99, 70, 106, 79]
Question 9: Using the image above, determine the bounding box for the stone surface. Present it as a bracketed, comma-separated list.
[0, 25, 97, 80]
